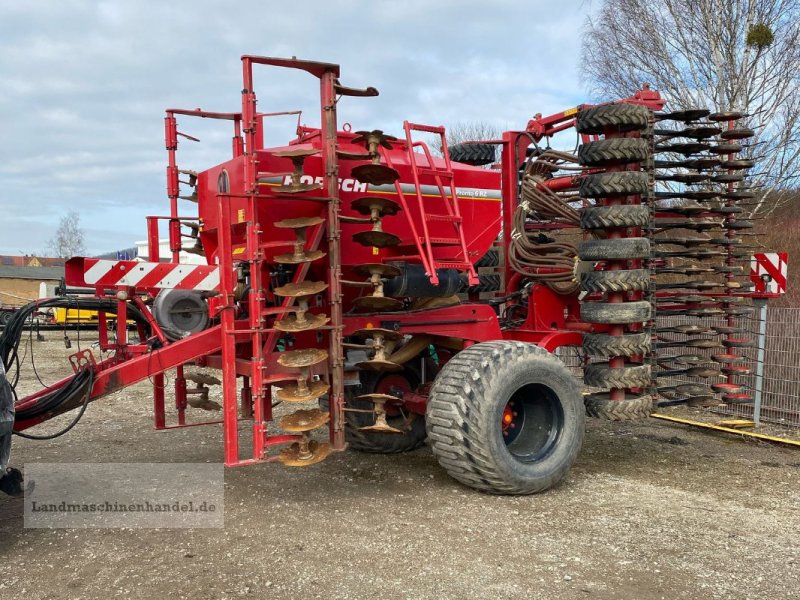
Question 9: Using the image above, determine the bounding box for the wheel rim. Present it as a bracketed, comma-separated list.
[170, 298, 206, 331]
[501, 383, 563, 462]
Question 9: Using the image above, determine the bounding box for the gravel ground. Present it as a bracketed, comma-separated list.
[1, 332, 799, 599]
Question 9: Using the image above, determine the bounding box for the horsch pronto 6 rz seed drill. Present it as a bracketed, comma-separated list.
[1, 55, 777, 496]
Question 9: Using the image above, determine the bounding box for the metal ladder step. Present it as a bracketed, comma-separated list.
[417, 167, 454, 179]
[426, 214, 462, 223]
[400, 236, 462, 246]
[436, 261, 474, 270]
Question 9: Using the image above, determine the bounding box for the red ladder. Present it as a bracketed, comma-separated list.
[385, 121, 479, 285]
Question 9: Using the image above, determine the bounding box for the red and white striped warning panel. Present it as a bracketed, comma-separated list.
[65, 258, 220, 291]
[749, 252, 788, 295]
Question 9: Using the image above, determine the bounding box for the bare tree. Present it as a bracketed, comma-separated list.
[429, 121, 501, 164]
[582, 0, 800, 215]
[47, 211, 87, 258]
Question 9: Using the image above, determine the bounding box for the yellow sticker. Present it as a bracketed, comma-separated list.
[563, 107, 578, 117]
[233, 247, 246, 255]
[237, 209, 246, 223]
[372, 247, 379, 255]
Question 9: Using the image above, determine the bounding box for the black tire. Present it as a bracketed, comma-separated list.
[580, 269, 649, 293]
[0, 312, 11, 326]
[426, 341, 584, 495]
[579, 237, 651, 260]
[582, 332, 651, 358]
[581, 205, 650, 230]
[581, 301, 651, 324]
[584, 362, 651, 389]
[475, 248, 500, 268]
[579, 172, 649, 198]
[342, 369, 427, 453]
[584, 393, 653, 421]
[459, 273, 501, 294]
[576, 103, 651, 134]
[578, 138, 650, 167]
[448, 143, 496, 166]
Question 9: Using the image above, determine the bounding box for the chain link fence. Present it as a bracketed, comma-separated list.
[732, 305, 800, 427]
[654, 305, 800, 427]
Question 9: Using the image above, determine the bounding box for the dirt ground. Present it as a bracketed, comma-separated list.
[1, 332, 799, 599]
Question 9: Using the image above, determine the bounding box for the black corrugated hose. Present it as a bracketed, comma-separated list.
[1, 297, 149, 436]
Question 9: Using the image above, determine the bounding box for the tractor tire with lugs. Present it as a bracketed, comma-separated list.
[580, 269, 650, 293]
[580, 205, 650, 230]
[475, 248, 500, 268]
[426, 341, 584, 495]
[584, 392, 653, 421]
[582, 332, 651, 358]
[584, 362, 651, 389]
[459, 273, 501, 294]
[579, 171, 649, 198]
[575, 103, 651, 134]
[448, 143, 496, 166]
[578, 138, 650, 167]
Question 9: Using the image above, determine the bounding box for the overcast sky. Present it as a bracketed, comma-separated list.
[0, 0, 592, 256]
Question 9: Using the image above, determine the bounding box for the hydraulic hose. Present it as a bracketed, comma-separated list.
[1, 298, 149, 434]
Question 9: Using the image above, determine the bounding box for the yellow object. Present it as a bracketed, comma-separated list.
[715, 419, 755, 429]
[51, 307, 104, 325]
[50, 307, 134, 326]
[651, 413, 800, 448]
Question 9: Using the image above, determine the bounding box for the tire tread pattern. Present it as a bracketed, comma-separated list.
[578, 138, 650, 167]
[582, 332, 651, 357]
[426, 341, 582, 495]
[576, 104, 651, 135]
[581, 205, 650, 229]
[579, 171, 649, 197]
[580, 269, 650, 293]
[584, 393, 653, 421]
[448, 143, 496, 166]
[584, 362, 651, 389]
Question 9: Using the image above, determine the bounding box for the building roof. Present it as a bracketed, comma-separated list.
[0, 265, 64, 280]
[0, 255, 65, 267]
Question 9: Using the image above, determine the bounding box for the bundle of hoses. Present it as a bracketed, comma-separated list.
[0, 298, 150, 422]
[509, 155, 581, 294]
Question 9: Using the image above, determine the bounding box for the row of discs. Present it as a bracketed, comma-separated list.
[340, 131, 409, 433]
[649, 109, 757, 407]
[268, 133, 409, 461]
[267, 149, 333, 465]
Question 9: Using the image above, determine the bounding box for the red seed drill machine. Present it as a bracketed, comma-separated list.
[0, 55, 779, 496]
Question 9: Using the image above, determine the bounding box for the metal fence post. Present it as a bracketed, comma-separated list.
[753, 298, 768, 426]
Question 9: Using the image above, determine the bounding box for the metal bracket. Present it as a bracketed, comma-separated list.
[68, 349, 97, 374]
